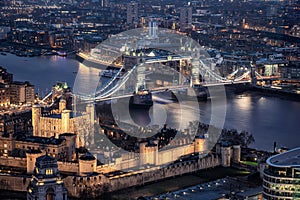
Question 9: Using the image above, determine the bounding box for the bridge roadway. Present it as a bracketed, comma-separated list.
[91, 80, 251, 102]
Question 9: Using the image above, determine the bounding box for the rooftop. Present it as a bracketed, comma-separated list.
[17, 136, 64, 145]
[45, 112, 75, 119]
[267, 147, 300, 168]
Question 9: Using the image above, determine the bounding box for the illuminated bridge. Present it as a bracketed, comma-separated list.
[72, 54, 276, 103]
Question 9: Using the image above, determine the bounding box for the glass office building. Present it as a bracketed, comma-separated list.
[263, 147, 300, 199]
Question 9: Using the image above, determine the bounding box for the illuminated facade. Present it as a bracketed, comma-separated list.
[27, 154, 68, 200]
[263, 147, 300, 199]
[32, 99, 94, 147]
[10, 81, 35, 105]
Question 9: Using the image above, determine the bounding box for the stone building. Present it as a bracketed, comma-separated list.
[0, 132, 76, 161]
[0, 110, 32, 136]
[215, 143, 241, 167]
[32, 100, 94, 147]
[27, 154, 68, 200]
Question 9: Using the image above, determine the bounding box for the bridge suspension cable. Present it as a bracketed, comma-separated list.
[95, 63, 141, 99]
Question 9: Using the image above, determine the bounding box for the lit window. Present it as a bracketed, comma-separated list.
[46, 169, 53, 175]
[4, 144, 7, 148]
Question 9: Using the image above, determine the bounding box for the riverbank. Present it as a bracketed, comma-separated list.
[249, 85, 300, 101]
[0, 41, 77, 57]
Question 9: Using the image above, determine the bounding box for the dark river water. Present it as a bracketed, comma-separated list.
[0, 53, 299, 151]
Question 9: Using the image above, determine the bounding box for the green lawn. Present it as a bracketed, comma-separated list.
[108, 175, 207, 200]
[107, 166, 250, 200]
[240, 161, 258, 167]
[195, 166, 251, 181]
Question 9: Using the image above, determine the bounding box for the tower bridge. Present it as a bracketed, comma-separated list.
[72, 25, 280, 104]
[74, 53, 273, 103]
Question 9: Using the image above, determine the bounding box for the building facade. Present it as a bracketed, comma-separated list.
[10, 81, 35, 105]
[127, 2, 138, 26]
[27, 154, 68, 200]
[0, 67, 34, 107]
[263, 147, 300, 199]
[32, 100, 94, 147]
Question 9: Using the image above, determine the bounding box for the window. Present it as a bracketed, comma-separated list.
[3, 144, 7, 148]
[46, 169, 53, 175]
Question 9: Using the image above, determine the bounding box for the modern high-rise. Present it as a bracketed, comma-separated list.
[180, 6, 192, 32]
[127, 2, 138, 25]
[263, 147, 300, 199]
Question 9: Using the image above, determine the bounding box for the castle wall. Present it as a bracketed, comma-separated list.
[0, 174, 31, 192]
[108, 154, 221, 192]
[0, 156, 79, 174]
[57, 162, 79, 173]
[0, 156, 26, 168]
[0, 154, 221, 198]
[63, 154, 221, 198]
[158, 144, 195, 165]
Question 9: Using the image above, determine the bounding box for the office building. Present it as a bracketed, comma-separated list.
[263, 147, 300, 199]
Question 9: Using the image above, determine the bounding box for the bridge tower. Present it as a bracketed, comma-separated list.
[250, 61, 257, 85]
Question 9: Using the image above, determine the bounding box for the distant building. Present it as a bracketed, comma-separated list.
[263, 147, 300, 199]
[280, 61, 300, 80]
[0, 26, 11, 40]
[180, 6, 192, 32]
[27, 154, 68, 200]
[256, 55, 288, 76]
[10, 81, 34, 105]
[127, 2, 138, 26]
[0, 83, 10, 107]
[0, 110, 32, 136]
[0, 67, 13, 84]
[0, 67, 34, 107]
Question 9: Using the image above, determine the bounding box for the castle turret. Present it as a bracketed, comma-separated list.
[139, 140, 158, 166]
[194, 136, 206, 153]
[61, 110, 71, 133]
[232, 145, 241, 163]
[26, 149, 43, 174]
[32, 104, 41, 137]
[78, 153, 97, 176]
[221, 146, 231, 167]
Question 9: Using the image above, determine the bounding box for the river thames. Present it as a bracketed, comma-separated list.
[0, 53, 299, 151]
